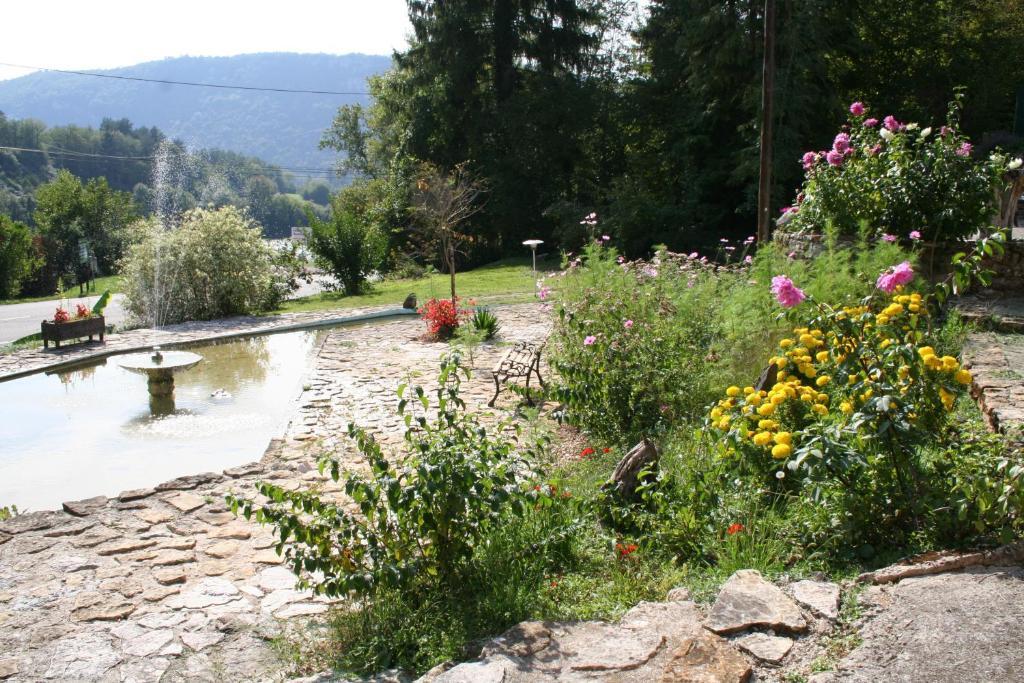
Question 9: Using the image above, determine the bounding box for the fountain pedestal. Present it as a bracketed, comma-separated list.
[119, 347, 202, 414]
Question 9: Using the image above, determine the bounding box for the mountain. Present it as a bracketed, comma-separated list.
[0, 52, 391, 172]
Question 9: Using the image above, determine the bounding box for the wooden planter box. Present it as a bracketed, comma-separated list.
[41, 316, 105, 349]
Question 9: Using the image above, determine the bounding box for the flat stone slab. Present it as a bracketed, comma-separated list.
[790, 580, 840, 620]
[661, 632, 752, 682]
[829, 566, 1024, 682]
[155, 472, 224, 491]
[705, 570, 807, 635]
[62, 495, 109, 517]
[164, 492, 206, 513]
[734, 632, 793, 664]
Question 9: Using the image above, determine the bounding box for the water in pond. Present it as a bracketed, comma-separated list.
[0, 330, 322, 511]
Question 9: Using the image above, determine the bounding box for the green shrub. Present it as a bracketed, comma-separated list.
[0, 504, 18, 521]
[550, 243, 725, 445]
[121, 206, 298, 325]
[470, 307, 500, 340]
[0, 215, 38, 299]
[307, 193, 386, 295]
[229, 354, 544, 598]
[780, 94, 1011, 242]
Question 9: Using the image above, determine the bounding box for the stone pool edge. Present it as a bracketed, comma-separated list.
[0, 307, 417, 384]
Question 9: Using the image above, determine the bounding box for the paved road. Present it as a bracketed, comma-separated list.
[0, 294, 126, 344]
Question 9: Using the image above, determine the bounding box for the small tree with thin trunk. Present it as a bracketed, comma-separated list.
[411, 162, 487, 306]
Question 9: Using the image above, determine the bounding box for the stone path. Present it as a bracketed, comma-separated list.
[0, 304, 550, 682]
[963, 331, 1024, 437]
[823, 567, 1024, 683]
[0, 304, 414, 380]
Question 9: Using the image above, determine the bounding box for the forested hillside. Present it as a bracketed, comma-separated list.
[0, 52, 390, 170]
[0, 113, 329, 234]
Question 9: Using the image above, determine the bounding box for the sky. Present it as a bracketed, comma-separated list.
[0, 0, 412, 82]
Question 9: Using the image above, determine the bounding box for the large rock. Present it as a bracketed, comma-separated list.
[177, 577, 242, 609]
[831, 566, 1024, 682]
[42, 632, 122, 679]
[705, 570, 807, 635]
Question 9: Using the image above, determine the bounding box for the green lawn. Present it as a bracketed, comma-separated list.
[0, 275, 123, 305]
[273, 257, 558, 315]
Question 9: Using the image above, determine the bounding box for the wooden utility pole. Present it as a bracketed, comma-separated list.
[756, 0, 776, 244]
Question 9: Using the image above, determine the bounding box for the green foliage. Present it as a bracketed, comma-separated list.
[944, 424, 1024, 542]
[470, 307, 500, 341]
[121, 206, 297, 325]
[550, 242, 724, 445]
[229, 354, 544, 599]
[33, 170, 136, 290]
[0, 504, 18, 521]
[782, 95, 1010, 242]
[307, 191, 387, 295]
[0, 215, 39, 298]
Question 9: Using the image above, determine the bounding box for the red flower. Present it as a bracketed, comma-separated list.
[419, 297, 469, 339]
[580, 447, 596, 458]
[74, 303, 90, 319]
[53, 307, 69, 323]
[727, 523, 745, 536]
[615, 542, 639, 559]
[602, 447, 612, 454]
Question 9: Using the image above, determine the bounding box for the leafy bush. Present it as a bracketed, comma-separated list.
[0, 504, 17, 521]
[121, 206, 298, 325]
[307, 192, 386, 295]
[550, 242, 725, 445]
[229, 354, 543, 598]
[780, 95, 1012, 242]
[470, 307, 500, 340]
[705, 236, 1014, 547]
[0, 215, 39, 299]
[418, 297, 468, 340]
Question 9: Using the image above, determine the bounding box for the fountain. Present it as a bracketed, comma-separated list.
[119, 346, 202, 414]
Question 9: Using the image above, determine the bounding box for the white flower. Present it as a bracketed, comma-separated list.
[920, 127, 932, 138]
[880, 129, 895, 142]
[1009, 158, 1023, 170]
[905, 122, 919, 131]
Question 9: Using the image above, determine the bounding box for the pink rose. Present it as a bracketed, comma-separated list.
[770, 275, 806, 308]
[833, 133, 851, 154]
[876, 261, 915, 293]
[864, 118, 879, 128]
[909, 230, 922, 241]
[801, 151, 818, 170]
[850, 101, 866, 116]
[883, 115, 902, 132]
[881, 233, 897, 243]
[583, 335, 597, 346]
[826, 150, 844, 167]
[623, 320, 633, 329]
[956, 142, 973, 157]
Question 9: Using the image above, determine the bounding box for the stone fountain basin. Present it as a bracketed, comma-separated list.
[119, 351, 203, 376]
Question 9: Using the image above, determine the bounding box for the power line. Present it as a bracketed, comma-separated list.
[0, 144, 339, 173]
[0, 144, 342, 179]
[0, 61, 372, 96]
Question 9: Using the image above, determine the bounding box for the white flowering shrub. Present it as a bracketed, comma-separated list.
[122, 206, 298, 325]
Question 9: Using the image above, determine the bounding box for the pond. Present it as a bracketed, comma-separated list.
[0, 330, 323, 511]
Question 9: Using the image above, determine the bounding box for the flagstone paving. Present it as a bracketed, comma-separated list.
[0, 303, 551, 682]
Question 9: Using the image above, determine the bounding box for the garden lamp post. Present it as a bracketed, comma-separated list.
[523, 239, 543, 272]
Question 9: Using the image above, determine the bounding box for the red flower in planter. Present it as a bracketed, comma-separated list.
[53, 307, 69, 323]
[75, 303, 90, 319]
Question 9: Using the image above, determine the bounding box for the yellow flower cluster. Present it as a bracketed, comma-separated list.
[710, 372, 830, 460]
[709, 290, 967, 460]
[916, 345, 972, 410]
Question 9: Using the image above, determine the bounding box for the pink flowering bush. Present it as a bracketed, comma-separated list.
[780, 94, 1013, 242]
[550, 241, 729, 444]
